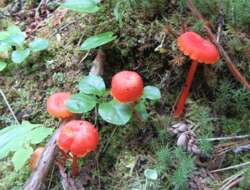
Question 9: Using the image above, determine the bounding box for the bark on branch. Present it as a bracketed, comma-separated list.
[187, 0, 250, 90]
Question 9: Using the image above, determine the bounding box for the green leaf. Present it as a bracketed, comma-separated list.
[27, 127, 54, 144]
[98, 100, 132, 125]
[135, 100, 149, 121]
[66, 93, 97, 113]
[79, 74, 106, 96]
[0, 61, 7, 71]
[143, 86, 161, 100]
[144, 169, 158, 180]
[63, 0, 100, 13]
[10, 33, 25, 46]
[7, 25, 22, 34]
[0, 42, 11, 52]
[11, 49, 30, 64]
[12, 146, 33, 171]
[29, 38, 49, 52]
[0, 120, 50, 167]
[80, 32, 116, 51]
[6, 25, 25, 46]
[0, 32, 10, 40]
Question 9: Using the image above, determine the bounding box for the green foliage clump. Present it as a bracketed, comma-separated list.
[0, 25, 49, 72]
[155, 146, 171, 174]
[0, 121, 53, 170]
[154, 147, 195, 190]
[171, 148, 195, 190]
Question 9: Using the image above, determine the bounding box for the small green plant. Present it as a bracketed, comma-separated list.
[0, 121, 53, 171]
[171, 148, 195, 190]
[153, 147, 195, 190]
[0, 25, 49, 71]
[143, 169, 159, 190]
[66, 73, 161, 125]
[63, 0, 117, 51]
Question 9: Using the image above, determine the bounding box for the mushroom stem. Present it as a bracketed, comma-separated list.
[59, 149, 68, 165]
[71, 154, 78, 177]
[175, 60, 198, 118]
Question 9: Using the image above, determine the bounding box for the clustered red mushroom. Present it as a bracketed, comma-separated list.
[111, 70, 144, 104]
[45, 92, 99, 176]
[47, 92, 74, 120]
[29, 147, 45, 171]
[174, 32, 219, 118]
[57, 120, 99, 176]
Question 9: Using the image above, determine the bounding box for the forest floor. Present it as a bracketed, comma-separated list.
[0, 0, 250, 190]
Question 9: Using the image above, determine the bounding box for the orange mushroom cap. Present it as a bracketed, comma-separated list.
[177, 32, 219, 64]
[47, 92, 74, 119]
[57, 120, 99, 157]
[29, 147, 44, 171]
[111, 71, 144, 103]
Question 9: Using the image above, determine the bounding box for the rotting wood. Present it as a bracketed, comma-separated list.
[187, 0, 250, 90]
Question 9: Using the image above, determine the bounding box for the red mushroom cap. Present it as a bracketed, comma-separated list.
[111, 71, 144, 103]
[57, 120, 99, 157]
[29, 147, 44, 171]
[47, 92, 74, 119]
[177, 32, 219, 64]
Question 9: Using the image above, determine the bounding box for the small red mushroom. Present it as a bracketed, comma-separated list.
[174, 32, 219, 118]
[29, 147, 44, 171]
[47, 92, 74, 119]
[111, 71, 144, 103]
[57, 120, 99, 176]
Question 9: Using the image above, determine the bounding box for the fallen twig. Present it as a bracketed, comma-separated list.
[54, 160, 79, 190]
[200, 134, 250, 142]
[0, 89, 19, 124]
[219, 170, 246, 190]
[23, 120, 68, 190]
[89, 49, 105, 75]
[233, 144, 250, 153]
[211, 161, 250, 173]
[187, 0, 250, 90]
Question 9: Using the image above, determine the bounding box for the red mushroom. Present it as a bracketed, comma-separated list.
[57, 120, 99, 176]
[47, 92, 74, 119]
[111, 71, 144, 103]
[29, 147, 44, 171]
[174, 32, 219, 118]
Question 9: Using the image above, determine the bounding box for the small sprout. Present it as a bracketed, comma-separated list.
[111, 70, 144, 103]
[57, 120, 99, 176]
[174, 32, 219, 118]
[47, 92, 74, 119]
[29, 147, 44, 171]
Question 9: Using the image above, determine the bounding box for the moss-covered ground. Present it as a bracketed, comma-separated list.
[0, 0, 250, 189]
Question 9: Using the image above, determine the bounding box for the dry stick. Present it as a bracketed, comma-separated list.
[201, 134, 250, 142]
[211, 161, 250, 173]
[54, 160, 79, 190]
[187, 0, 250, 90]
[221, 176, 244, 190]
[23, 121, 67, 190]
[0, 89, 19, 124]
